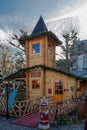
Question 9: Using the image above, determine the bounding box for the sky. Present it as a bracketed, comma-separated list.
[0, 0, 87, 57]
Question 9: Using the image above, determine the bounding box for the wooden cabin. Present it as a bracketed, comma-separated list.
[6, 16, 87, 101]
[18, 16, 82, 100]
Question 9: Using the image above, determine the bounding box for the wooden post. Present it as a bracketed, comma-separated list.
[19, 101, 21, 117]
[77, 102, 85, 119]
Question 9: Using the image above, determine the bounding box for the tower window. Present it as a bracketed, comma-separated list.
[48, 44, 52, 55]
[32, 43, 40, 53]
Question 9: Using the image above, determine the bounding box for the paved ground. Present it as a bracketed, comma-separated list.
[0, 116, 85, 130]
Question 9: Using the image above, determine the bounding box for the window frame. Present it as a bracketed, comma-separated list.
[54, 80, 63, 94]
[32, 43, 40, 54]
[48, 44, 52, 55]
[32, 79, 40, 89]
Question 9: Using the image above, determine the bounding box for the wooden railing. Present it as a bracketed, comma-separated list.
[0, 96, 52, 117]
[48, 99, 78, 123]
[0, 96, 78, 122]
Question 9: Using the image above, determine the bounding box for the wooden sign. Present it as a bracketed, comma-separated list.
[31, 71, 41, 77]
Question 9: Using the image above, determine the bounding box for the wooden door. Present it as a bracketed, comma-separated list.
[53, 79, 63, 101]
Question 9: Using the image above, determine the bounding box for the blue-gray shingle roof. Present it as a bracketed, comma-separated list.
[19, 16, 62, 46]
[31, 16, 48, 35]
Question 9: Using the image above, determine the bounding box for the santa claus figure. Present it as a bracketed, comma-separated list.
[38, 97, 50, 129]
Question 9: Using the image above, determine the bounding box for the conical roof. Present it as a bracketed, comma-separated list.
[31, 16, 48, 35]
[19, 16, 62, 46]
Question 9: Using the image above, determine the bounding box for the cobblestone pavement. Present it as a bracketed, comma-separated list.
[0, 116, 85, 130]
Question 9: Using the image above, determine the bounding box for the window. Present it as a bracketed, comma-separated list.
[32, 43, 40, 53]
[55, 80, 63, 94]
[78, 44, 84, 53]
[32, 80, 40, 89]
[48, 44, 52, 55]
[83, 55, 87, 69]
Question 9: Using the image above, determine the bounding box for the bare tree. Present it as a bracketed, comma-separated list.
[9, 29, 27, 70]
[14, 51, 26, 70]
[0, 24, 29, 77]
[0, 44, 14, 77]
[59, 17, 80, 72]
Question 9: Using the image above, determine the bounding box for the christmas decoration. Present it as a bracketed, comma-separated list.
[38, 96, 50, 130]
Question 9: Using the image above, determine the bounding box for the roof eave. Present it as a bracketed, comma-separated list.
[19, 31, 62, 46]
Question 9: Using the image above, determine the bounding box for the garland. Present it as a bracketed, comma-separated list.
[4, 64, 87, 81]
[19, 31, 62, 45]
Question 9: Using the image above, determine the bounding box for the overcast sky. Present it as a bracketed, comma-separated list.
[0, 0, 87, 55]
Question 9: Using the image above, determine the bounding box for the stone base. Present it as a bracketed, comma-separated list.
[38, 128, 50, 130]
[38, 123, 50, 130]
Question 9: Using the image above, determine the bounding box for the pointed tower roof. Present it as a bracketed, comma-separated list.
[31, 16, 48, 35]
[19, 16, 62, 46]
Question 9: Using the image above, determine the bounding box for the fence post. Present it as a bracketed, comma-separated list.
[19, 101, 21, 117]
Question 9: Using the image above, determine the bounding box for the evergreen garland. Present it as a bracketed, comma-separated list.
[19, 31, 62, 46]
[5, 64, 87, 81]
